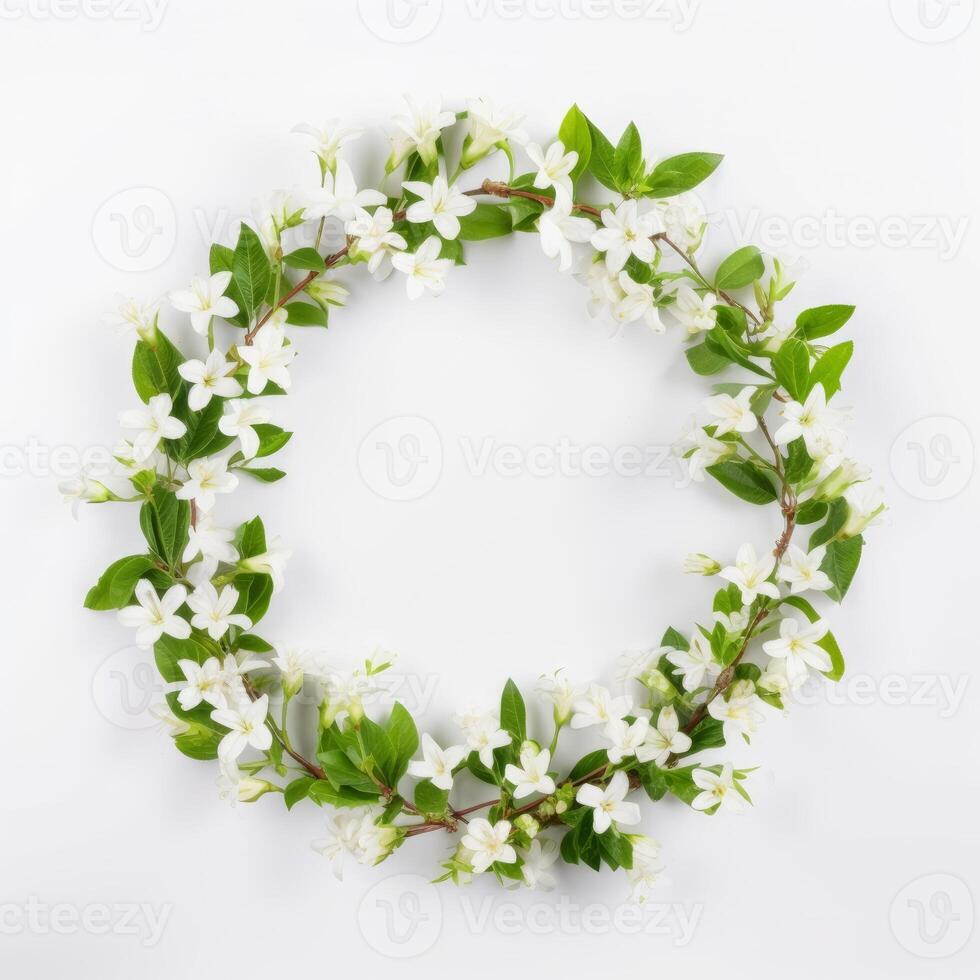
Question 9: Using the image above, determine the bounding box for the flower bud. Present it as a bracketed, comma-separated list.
[683, 553, 720, 576]
[237, 777, 278, 803]
[306, 277, 349, 308]
[809, 459, 870, 502]
[514, 814, 540, 840]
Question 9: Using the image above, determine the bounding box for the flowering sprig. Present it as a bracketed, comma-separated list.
[70, 99, 882, 899]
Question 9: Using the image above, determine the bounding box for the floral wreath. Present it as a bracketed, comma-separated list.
[68, 98, 884, 898]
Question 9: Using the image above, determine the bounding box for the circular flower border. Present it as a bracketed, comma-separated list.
[70, 99, 884, 897]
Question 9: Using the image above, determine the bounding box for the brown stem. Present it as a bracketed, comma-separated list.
[242, 677, 325, 780]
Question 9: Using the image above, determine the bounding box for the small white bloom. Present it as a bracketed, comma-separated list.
[575, 771, 641, 834]
[713, 608, 750, 634]
[183, 513, 238, 564]
[118, 393, 187, 461]
[578, 260, 625, 318]
[537, 188, 594, 272]
[178, 656, 229, 711]
[719, 543, 781, 605]
[387, 96, 457, 170]
[311, 807, 393, 879]
[177, 350, 243, 411]
[683, 553, 720, 575]
[774, 384, 849, 460]
[390, 235, 453, 299]
[218, 398, 272, 459]
[707, 691, 765, 743]
[211, 694, 273, 762]
[320, 669, 376, 727]
[691, 764, 745, 813]
[303, 160, 385, 224]
[186, 555, 218, 590]
[526, 140, 578, 194]
[117, 580, 190, 649]
[666, 634, 719, 693]
[272, 648, 324, 698]
[778, 544, 833, 594]
[636, 705, 692, 766]
[291, 119, 362, 171]
[655, 192, 707, 253]
[704, 386, 758, 437]
[107, 296, 158, 343]
[521, 837, 559, 890]
[216, 761, 275, 805]
[454, 707, 511, 768]
[613, 271, 664, 333]
[762, 617, 831, 688]
[605, 717, 650, 764]
[59, 471, 111, 516]
[169, 272, 240, 336]
[462, 97, 527, 166]
[626, 835, 665, 903]
[407, 733, 466, 791]
[759, 657, 792, 697]
[842, 483, 886, 537]
[504, 746, 555, 799]
[186, 582, 251, 641]
[403, 176, 476, 241]
[536, 672, 583, 726]
[670, 284, 717, 335]
[346, 206, 407, 276]
[237, 316, 296, 395]
[239, 542, 292, 593]
[460, 818, 517, 873]
[149, 702, 190, 736]
[590, 200, 663, 274]
[570, 684, 632, 730]
[683, 427, 735, 482]
[306, 276, 350, 307]
[176, 456, 238, 512]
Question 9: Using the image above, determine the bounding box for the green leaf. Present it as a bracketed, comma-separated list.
[557, 104, 591, 180]
[285, 301, 328, 327]
[139, 489, 190, 569]
[132, 329, 183, 403]
[706, 460, 779, 505]
[809, 497, 849, 548]
[585, 118, 619, 192]
[783, 437, 814, 484]
[772, 338, 811, 401]
[308, 781, 380, 808]
[284, 776, 315, 810]
[154, 632, 220, 684]
[808, 341, 853, 398]
[235, 573, 274, 625]
[795, 499, 828, 525]
[638, 763, 668, 801]
[385, 703, 419, 784]
[686, 341, 731, 376]
[173, 395, 229, 462]
[235, 633, 273, 653]
[236, 516, 266, 559]
[568, 749, 609, 782]
[232, 224, 273, 320]
[457, 203, 513, 241]
[661, 627, 689, 652]
[613, 121, 643, 188]
[643, 152, 724, 198]
[818, 631, 846, 681]
[414, 779, 449, 816]
[499, 679, 527, 744]
[598, 829, 633, 870]
[821, 535, 863, 602]
[210, 243, 249, 327]
[360, 717, 399, 788]
[283, 247, 325, 272]
[84, 555, 157, 610]
[174, 727, 222, 761]
[796, 305, 855, 341]
[251, 423, 293, 458]
[715, 246, 765, 290]
[240, 467, 286, 483]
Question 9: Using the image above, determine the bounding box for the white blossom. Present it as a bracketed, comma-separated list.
[719, 543, 781, 605]
[291, 119, 362, 172]
[177, 350, 242, 411]
[403, 177, 476, 241]
[169, 272, 239, 336]
[239, 542, 292, 593]
[842, 483, 886, 537]
[118, 393, 186, 461]
[186, 582, 251, 641]
[704, 386, 758, 437]
[407, 733, 466, 791]
[591, 200, 662, 273]
[613, 271, 665, 333]
[387, 96, 457, 170]
[211, 694, 273, 763]
[107, 296, 158, 343]
[346, 206, 407, 276]
[504, 746, 555, 799]
[691, 764, 745, 813]
[575, 771, 641, 834]
[183, 513, 238, 564]
[570, 684, 632, 730]
[774, 384, 849, 460]
[462, 97, 527, 166]
[536, 672, 583, 726]
[391, 236, 452, 299]
[670, 284, 717, 334]
[218, 399, 272, 459]
[636, 705, 692, 766]
[521, 837, 559, 890]
[461, 818, 517, 873]
[117, 580, 189, 649]
[303, 160, 386, 223]
[537, 188, 594, 272]
[666, 634, 719, 693]
[237, 315, 296, 394]
[605, 717, 650, 764]
[762, 617, 831, 688]
[176, 456, 238, 512]
[778, 544, 833, 594]
[526, 140, 578, 194]
[454, 707, 511, 768]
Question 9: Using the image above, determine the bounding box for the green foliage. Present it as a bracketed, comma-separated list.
[715, 246, 765, 290]
[84, 555, 157, 610]
[772, 338, 811, 401]
[139, 489, 190, 570]
[132, 328, 183, 402]
[796, 304, 854, 340]
[558, 104, 591, 180]
[642, 152, 724, 198]
[499, 678, 527, 744]
[285, 301, 328, 327]
[457, 203, 513, 241]
[232, 224, 273, 321]
[706, 460, 779, 504]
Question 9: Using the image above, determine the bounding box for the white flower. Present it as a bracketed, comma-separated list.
[186, 555, 218, 590]
[238, 317, 296, 394]
[186, 582, 251, 641]
[759, 657, 791, 697]
[303, 160, 385, 223]
[537, 188, 594, 272]
[346, 206, 407, 276]
[778, 544, 833, 594]
[59, 471, 111, 516]
[575, 771, 641, 834]
[149, 702, 190, 736]
[117, 580, 190, 649]
[691, 764, 745, 813]
[391, 236, 453, 299]
[590, 200, 663, 274]
[719, 543, 781, 605]
[240, 542, 292, 593]
[176, 456, 238, 512]
[177, 350, 243, 411]
[536, 672, 582, 726]
[251, 190, 306, 253]
[570, 684, 632, 730]
[504, 746, 555, 799]
[407, 733, 466, 791]
[454, 707, 511, 768]
[613, 271, 665, 333]
[683, 553, 720, 575]
[169, 272, 240, 336]
[107, 296, 158, 343]
[211, 694, 273, 762]
[666, 634, 719, 693]
[605, 717, 650, 764]
[521, 837, 559, 890]
[707, 691, 765, 742]
[183, 513, 238, 564]
[387, 96, 457, 170]
[218, 398, 271, 459]
[842, 483, 886, 537]
[272, 648, 324, 698]
[626, 835, 665, 903]
[636, 705, 692, 766]
[713, 608, 750, 634]
[460, 818, 517, 873]
[578, 260, 625, 318]
[178, 656, 229, 711]
[526, 140, 578, 194]
[306, 276, 350, 307]
[759, 320, 795, 353]
[118, 393, 187, 461]
[774, 384, 848, 459]
[216, 761, 275, 805]
[403, 177, 476, 241]
[112, 439, 160, 476]
[670, 284, 717, 335]
[762, 618, 831, 688]
[683, 427, 735, 482]
[291, 119, 362, 171]
[311, 807, 395, 879]
[704, 386, 758, 437]
[655, 192, 707, 253]
[462, 97, 527, 166]
[320, 669, 376, 727]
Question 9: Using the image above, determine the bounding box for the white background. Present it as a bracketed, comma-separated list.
[2, 0, 979, 975]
